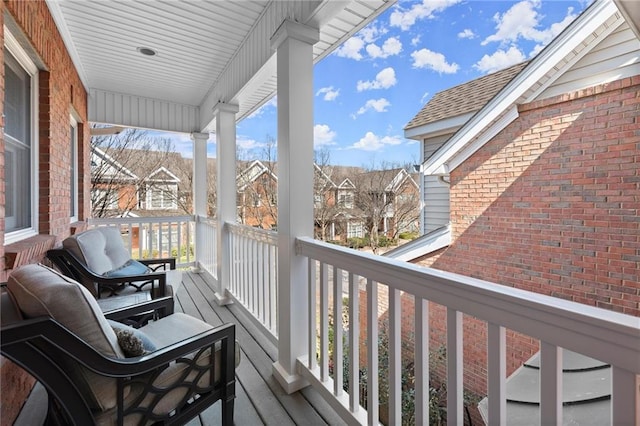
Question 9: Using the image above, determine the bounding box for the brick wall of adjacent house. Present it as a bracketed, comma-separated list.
[353, 76, 639, 423]
[424, 76, 640, 403]
[1, 1, 89, 423]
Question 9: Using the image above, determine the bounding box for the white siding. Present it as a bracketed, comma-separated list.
[89, 89, 199, 133]
[422, 135, 451, 234]
[539, 23, 640, 99]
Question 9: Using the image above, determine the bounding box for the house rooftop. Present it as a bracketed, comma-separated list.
[404, 61, 529, 131]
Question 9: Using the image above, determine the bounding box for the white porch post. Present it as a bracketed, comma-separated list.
[191, 132, 209, 272]
[213, 103, 239, 305]
[270, 20, 319, 394]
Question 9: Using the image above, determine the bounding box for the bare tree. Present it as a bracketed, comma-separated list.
[352, 162, 419, 254]
[90, 127, 175, 218]
[314, 148, 340, 241]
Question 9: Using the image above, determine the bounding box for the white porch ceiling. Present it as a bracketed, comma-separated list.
[45, 0, 393, 133]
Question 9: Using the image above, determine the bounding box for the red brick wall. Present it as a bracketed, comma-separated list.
[427, 76, 640, 399]
[2, 1, 89, 423]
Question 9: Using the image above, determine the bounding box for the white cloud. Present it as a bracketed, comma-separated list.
[366, 37, 403, 59]
[356, 98, 391, 115]
[237, 137, 265, 151]
[359, 23, 387, 44]
[390, 0, 462, 31]
[351, 132, 402, 151]
[420, 91, 431, 104]
[458, 29, 475, 39]
[411, 49, 459, 74]
[474, 45, 526, 74]
[357, 67, 397, 91]
[314, 124, 337, 147]
[335, 37, 365, 60]
[316, 86, 340, 101]
[411, 35, 421, 46]
[482, 0, 578, 51]
[247, 97, 277, 119]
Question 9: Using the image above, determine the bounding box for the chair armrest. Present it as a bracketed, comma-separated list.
[103, 296, 174, 323]
[138, 257, 176, 271]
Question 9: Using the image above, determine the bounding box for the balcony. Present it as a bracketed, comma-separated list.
[88, 215, 640, 425]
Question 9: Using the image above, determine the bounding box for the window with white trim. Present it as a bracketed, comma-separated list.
[92, 188, 119, 210]
[347, 222, 363, 238]
[146, 184, 177, 210]
[4, 34, 38, 243]
[70, 116, 79, 222]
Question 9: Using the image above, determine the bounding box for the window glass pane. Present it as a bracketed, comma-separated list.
[4, 50, 32, 232]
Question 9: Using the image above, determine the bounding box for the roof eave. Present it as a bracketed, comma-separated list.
[404, 112, 474, 141]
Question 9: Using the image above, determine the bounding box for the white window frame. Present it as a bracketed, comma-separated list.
[146, 183, 177, 210]
[92, 188, 119, 211]
[347, 222, 363, 238]
[70, 114, 79, 222]
[4, 27, 39, 245]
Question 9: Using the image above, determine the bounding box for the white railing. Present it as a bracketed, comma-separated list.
[227, 223, 278, 340]
[196, 215, 218, 278]
[295, 237, 640, 425]
[88, 215, 195, 268]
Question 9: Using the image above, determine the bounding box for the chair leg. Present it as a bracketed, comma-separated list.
[221, 397, 235, 426]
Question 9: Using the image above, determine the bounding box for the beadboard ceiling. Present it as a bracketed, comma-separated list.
[45, 0, 393, 130]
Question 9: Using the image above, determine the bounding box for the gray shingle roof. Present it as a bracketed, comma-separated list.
[404, 62, 529, 131]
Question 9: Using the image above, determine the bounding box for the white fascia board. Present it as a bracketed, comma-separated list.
[45, 0, 89, 90]
[147, 167, 181, 182]
[423, 0, 620, 177]
[92, 147, 138, 180]
[390, 225, 451, 262]
[446, 106, 520, 172]
[404, 112, 473, 141]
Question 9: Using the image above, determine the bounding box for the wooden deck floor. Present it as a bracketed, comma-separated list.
[175, 271, 343, 426]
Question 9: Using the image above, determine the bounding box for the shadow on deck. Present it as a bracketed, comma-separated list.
[176, 271, 343, 426]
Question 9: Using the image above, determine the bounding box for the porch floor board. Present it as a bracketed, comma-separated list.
[175, 271, 343, 426]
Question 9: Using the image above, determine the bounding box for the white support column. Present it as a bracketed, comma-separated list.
[270, 19, 319, 394]
[191, 132, 210, 272]
[213, 102, 239, 305]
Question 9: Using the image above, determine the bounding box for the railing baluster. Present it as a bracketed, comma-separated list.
[270, 244, 277, 334]
[612, 366, 637, 425]
[389, 288, 401, 425]
[367, 279, 379, 426]
[333, 266, 343, 396]
[447, 308, 463, 426]
[308, 258, 317, 370]
[415, 297, 429, 425]
[487, 323, 506, 425]
[320, 262, 329, 381]
[348, 272, 359, 414]
[540, 342, 562, 425]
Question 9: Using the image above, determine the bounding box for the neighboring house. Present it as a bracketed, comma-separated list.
[403, 1, 639, 422]
[352, 168, 420, 242]
[91, 147, 190, 218]
[236, 160, 278, 230]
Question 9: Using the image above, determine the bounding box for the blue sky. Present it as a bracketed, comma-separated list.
[169, 0, 590, 167]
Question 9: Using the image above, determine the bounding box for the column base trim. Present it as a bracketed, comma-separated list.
[214, 291, 233, 306]
[273, 361, 309, 394]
